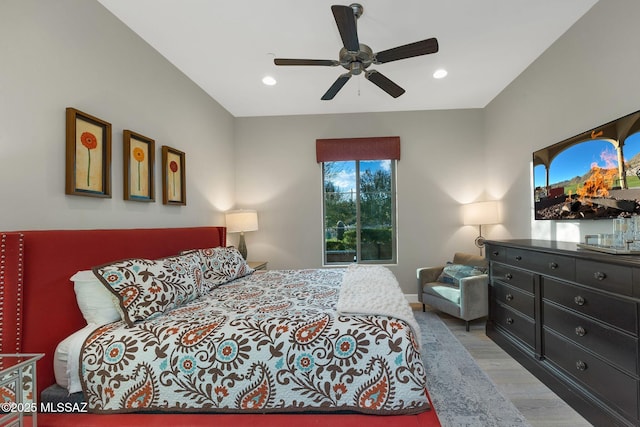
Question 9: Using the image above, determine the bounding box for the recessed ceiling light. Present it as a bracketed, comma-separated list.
[433, 69, 448, 79]
[262, 76, 277, 86]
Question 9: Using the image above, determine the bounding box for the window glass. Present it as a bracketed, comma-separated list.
[323, 160, 396, 264]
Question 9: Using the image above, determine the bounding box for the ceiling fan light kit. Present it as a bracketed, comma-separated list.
[274, 3, 439, 100]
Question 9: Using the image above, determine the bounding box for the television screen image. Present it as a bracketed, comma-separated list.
[533, 110, 640, 220]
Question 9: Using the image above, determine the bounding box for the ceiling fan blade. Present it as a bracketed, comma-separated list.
[321, 73, 351, 100]
[274, 58, 339, 66]
[331, 5, 359, 52]
[365, 70, 405, 98]
[375, 38, 439, 64]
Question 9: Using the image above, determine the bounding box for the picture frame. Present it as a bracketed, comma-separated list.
[161, 145, 186, 205]
[123, 130, 155, 202]
[65, 107, 112, 197]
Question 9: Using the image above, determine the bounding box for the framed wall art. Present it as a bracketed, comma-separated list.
[161, 145, 186, 205]
[65, 107, 112, 197]
[123, 130, 155, 202]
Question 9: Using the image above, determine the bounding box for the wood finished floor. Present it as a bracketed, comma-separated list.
[412, 305, 592, 426]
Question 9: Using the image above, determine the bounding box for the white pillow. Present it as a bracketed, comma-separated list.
[71, 270, 123, 325]
[54, 324, 97, 393]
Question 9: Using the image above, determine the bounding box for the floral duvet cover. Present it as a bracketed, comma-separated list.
[80, 268, 429, 414]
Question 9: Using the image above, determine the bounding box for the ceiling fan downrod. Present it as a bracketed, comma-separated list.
[349, 3, 363, 20]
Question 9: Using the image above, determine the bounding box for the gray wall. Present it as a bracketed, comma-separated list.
[485, 0, 640, 242]
[234, 110, 486, 294]
[235, 0, 640, 293]
[0, 0, 236, 231]
[3, 0, 638, 295]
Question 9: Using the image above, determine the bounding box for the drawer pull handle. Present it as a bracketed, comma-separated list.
[506, 293, 514, 301]
[575, 326, 586, 337]
[506, 317, 514, 325]
[576, 360, 587, 371]
[505, 273, 513, 280]
[492, 251, 499, 256]
[594, 271, 606, 281]
[574, 296, 585, 306]
[548, 262, 558, 269]
[515, 256, 522, 261]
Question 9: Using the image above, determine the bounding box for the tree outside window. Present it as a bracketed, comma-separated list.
[322, 160, 396, 264]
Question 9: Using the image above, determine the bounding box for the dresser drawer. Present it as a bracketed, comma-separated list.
[576, 259, 633, 296]
[486, 244, 505, 263]
[543, 277, 638, 335]
[543, 329, 639, 419]
[543, 301, 638, 374]
[506, 248, 575, 281]
[492, 281, 534, 318]
[492, 263, 534, 293]
[492, 301, 535, 349]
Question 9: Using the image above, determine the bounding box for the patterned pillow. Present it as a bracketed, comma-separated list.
[437, 263, 487, 287]
[93, 253, 203, 326]
[183, 246, 254, 292]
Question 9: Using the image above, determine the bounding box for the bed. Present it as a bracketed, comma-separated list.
[0, 226, 440, 426]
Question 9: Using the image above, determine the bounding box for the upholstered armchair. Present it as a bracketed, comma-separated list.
[417, 252, 489, 331]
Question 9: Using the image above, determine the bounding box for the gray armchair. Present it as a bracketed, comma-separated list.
[417, 252, 489, 331]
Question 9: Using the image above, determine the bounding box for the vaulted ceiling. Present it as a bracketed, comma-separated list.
[98, 0, 598, 117]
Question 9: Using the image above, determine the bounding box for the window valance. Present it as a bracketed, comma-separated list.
[316, 136, 400, 162]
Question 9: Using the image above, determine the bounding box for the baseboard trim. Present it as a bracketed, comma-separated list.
[404, 293, 419, 303]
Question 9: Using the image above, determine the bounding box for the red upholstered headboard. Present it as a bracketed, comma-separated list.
[0, 226, 226, 398]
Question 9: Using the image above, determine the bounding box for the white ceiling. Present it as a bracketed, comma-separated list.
[98, 0, 598, 118]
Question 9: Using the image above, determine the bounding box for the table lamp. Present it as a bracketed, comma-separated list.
[463, 201, 500, 255]
[225, 209, 259, 259]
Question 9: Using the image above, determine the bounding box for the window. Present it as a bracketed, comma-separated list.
[322, 159, 397, 264]
[316, 136, 400, 265]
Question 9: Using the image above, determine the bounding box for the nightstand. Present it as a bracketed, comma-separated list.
[248, 261, 268, 270]
[0, 353, 44, 427]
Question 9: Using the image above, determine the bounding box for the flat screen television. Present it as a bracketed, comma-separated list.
[533, 109, 640, 220]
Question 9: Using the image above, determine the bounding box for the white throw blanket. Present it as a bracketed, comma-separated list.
[337, 264, 421, 346]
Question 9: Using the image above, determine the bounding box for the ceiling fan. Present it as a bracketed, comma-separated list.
[273, 3, 439, 100]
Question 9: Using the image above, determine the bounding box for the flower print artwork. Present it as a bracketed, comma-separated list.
[66, 108, 110, 197]
[169, 160, 178, 197]
[81, 132, 98, 186]
[133, 147, 145, 191]
[75, 124, 103, 191]
[124, 131, 154, 202]
[162, 146, 185, 205]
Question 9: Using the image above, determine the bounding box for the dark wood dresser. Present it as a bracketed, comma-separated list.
[485, 239, 640, 427]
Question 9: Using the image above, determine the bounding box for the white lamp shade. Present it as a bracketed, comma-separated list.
[225, 210, 259, 233]
[463, 201, 500, 225]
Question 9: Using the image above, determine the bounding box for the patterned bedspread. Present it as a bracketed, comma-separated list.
[80, 269, 429, 414]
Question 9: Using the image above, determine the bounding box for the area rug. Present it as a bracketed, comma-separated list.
[416, 310, 532, 427]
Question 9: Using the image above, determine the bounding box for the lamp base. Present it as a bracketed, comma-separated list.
[238, 232, 247, 259]
[474, 225, 485, 256]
